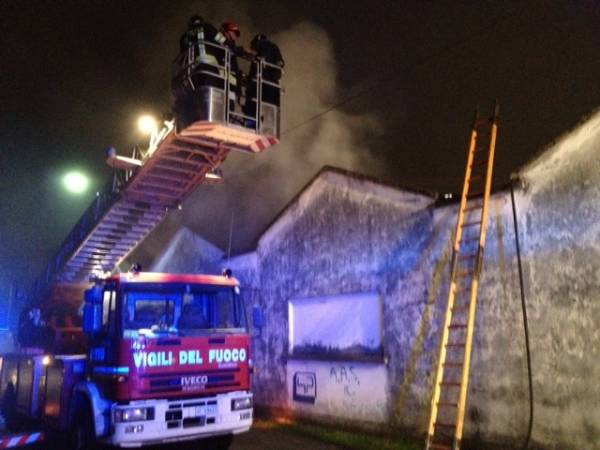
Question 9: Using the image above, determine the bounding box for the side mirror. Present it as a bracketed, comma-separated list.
[83, 286, 103, 334]
[252, 306, 264, 330]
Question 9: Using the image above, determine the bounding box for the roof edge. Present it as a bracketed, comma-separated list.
[255, 165, 437, 250]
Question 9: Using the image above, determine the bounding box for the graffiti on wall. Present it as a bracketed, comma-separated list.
[293, 371, 317, 403]
[288, 360, 388, 423]
[330, 364, 360, 398]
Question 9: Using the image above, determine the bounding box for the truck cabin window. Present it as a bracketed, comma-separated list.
[123, 283, 246, 337]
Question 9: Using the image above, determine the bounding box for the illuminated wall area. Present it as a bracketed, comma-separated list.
[288, 293, 383, 361]
[157, 108, 600, 449]
[226, 168, 436, 428]
[287, 293, 388, 422]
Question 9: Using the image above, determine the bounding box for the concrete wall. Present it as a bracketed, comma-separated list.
[443, 110, 600, 449]
[230, 170, 436, 419]
[157, 110, 600, 449]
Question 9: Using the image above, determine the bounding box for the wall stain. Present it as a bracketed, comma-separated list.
[394, 239, 452, 425]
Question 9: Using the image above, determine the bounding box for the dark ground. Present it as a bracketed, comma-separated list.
[20, 420, 358, 450]
[230, 421, 344, 450]
[13, 417, 541, 450]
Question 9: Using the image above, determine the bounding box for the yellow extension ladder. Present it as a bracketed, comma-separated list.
[425, 103, 499, 450]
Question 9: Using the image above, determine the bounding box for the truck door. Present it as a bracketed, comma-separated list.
[89, 283, 120, 398]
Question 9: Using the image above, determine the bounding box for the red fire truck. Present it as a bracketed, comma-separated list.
[0, 35, 281, 449]
[1, 271, 252, 449]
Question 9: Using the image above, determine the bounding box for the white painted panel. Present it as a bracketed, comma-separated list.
[288, 293, 383, 360]
[287, 359, 389, 423]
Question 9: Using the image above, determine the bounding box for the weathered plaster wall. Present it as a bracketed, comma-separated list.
[230, 170, 437, 418]
[399, 111, 600, 449]
[287, 360, 390, 423]
[238, 111, 600, 449]
[502, 112, 600, 449]
[155, 110, 600, 449]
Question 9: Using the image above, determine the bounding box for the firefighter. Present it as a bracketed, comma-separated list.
[17, 306, 54, 350]
[243, 34, 285, 119]
[179, 15, 215, 53]
[173, 15, 223, 130]
[215, 21, 247, 109]
[178, 15, 221, 87]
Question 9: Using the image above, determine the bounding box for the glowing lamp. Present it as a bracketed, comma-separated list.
[63, 171, 89, 194]
[137, 115, 158, 135]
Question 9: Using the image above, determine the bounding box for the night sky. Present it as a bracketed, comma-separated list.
[1, 1, 600, 291]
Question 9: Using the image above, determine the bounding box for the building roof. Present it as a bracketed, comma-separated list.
[256, 165, 437, 250]
[514, 106, 600, 179]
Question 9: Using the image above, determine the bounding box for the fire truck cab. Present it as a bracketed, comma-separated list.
[1, 272, 253, 449]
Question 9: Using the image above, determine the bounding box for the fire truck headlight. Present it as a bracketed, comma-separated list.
[114, 406, 155, 422]
[231, 397, 252, 411]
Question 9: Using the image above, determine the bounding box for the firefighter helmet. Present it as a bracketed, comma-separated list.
[188, 15, 204, 27]
[250, 33, 267, 49]
[221, 21, 240, 37]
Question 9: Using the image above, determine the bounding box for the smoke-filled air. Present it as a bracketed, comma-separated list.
[129, 9, 383, 264]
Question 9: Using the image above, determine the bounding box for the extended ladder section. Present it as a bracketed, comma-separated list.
[29, 48, 284, 294]
[425, 104, 499, 450]
[35, 112, 279, 291]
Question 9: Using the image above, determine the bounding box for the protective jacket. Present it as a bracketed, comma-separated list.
[180, 21, 219, 66]
[252, 39, 284, 82]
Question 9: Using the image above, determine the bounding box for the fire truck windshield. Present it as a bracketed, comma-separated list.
[122, 283, 246, 337]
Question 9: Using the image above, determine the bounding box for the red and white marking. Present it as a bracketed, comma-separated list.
[181, 122, 279, 153]
[0, 432, 44, 448]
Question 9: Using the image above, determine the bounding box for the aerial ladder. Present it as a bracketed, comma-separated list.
[0, 35, 282, 450]
[425, 104, 499, 450]
[30, 40, 282, 299]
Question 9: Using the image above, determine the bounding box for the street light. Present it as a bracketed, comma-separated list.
[137, 115, 158, 135]
[63, 171, 89, 194]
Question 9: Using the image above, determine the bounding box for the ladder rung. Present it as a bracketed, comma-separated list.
[467, 191, 484, 198]
[457, 270, 474, 277]
[463, 204, 482, 212]
[444, 361, 464, 367]
[448, 323, 468, 329]
[469, 174, 482, 181]
[470, 158, 489, 168]
[435, 422, 457, 428]
[457, 253, 477, 260]
[455, 285, 473, 293]
[437, 401, 458, 408]
[430, 445, 452, 450]
[459, 237, 480, 244]
[452, 307, 469, 315]
[440, 381, 461, 387]
[460, 220, 482, 228]
[446, 342, 466, 347]
[474, 118, 491, 128]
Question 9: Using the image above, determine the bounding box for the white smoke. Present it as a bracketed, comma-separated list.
[224, 21, 383, 200]
[130, 11, 384, 262]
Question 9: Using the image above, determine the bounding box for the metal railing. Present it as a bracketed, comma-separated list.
[172, 39, 283, 134]
[31, 177, 122, 301]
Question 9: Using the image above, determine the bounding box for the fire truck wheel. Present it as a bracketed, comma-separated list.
[70, 405, 97, 450]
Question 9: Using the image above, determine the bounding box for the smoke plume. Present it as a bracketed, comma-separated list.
[131, 10, 383, 265]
